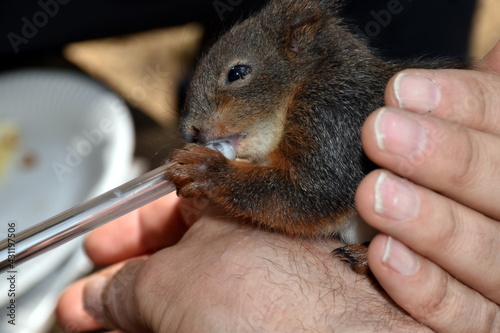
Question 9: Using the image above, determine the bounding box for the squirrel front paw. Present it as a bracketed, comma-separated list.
[165, 144, 230, 198]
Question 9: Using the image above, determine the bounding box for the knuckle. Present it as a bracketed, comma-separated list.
[456, 73, 500, 134]
[432, 201, 465, 257]
[447, 129, 484, 189]
[472, 80, 489, 127]
[475, 74, 500, 132]
[429, 201, 459, 248]
[459, 76, 488, 126]
[414, 272, 452, 321]
[415, 273, 477, 332]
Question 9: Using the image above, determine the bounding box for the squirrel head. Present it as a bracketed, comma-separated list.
[180, 0, 365, 164]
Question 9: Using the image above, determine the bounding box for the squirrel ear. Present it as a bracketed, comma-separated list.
[286, 13, 324, 55]
[264, 0, 342, 57]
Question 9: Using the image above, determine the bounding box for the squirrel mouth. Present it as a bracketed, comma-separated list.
[204, 139, 236, 160]
[204, 134, 250, 162]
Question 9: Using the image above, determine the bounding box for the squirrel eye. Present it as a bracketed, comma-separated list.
[227, 64, 252, 83]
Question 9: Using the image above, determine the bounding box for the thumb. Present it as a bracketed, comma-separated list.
[84, 259, 152, 333]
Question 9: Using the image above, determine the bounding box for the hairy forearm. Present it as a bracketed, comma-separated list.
[57, 204, 433, 333]
[178, 216, 431, 332]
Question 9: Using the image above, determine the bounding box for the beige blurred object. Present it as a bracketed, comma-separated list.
[470, 0, 500, 59]
[64, 23, 204, 129]
[0, 121, 19, 183]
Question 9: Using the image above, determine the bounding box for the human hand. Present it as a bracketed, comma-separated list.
[56, 193, 430, 332]
[357, 41, 500, 332]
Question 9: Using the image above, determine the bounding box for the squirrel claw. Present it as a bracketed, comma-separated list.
[333, 242, 370, 275]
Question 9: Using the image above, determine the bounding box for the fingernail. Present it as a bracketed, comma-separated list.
[382, 236, 420, 276]
[394, 73, 441, 113]
[374, 172, 419, 222]
[374, 108, 427, 157]
[83, 275, 108, 325]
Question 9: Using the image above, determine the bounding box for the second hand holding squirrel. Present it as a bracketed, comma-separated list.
[0, 140, 235, 272]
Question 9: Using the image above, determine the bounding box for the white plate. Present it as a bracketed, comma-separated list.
[0, 69, 135, 330]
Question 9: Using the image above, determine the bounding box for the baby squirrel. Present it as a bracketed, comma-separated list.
[165, 0, 467, 274]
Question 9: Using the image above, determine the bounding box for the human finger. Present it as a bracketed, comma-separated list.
[56, 277, 103, 332]
[362, 106, 500, 221]
[85, 192, 186, 266]
[56, 261, 130, 332]
[80, 259, 152, 332]
[356, 170, 500, 303]
[384, 62, 500, 134]
[367, 234, 500, 333]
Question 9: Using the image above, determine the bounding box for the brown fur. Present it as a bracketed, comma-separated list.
[165, 0, 467, 272]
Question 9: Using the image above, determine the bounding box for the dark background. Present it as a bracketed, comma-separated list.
[0, 0, 477, 66]
[0, 0, 478, 163]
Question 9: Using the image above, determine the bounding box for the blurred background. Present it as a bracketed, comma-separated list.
[0, 0, 498, 332]
[0, 0, 496, 166]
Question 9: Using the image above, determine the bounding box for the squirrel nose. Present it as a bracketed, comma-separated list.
[184, 126, 207, 144]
